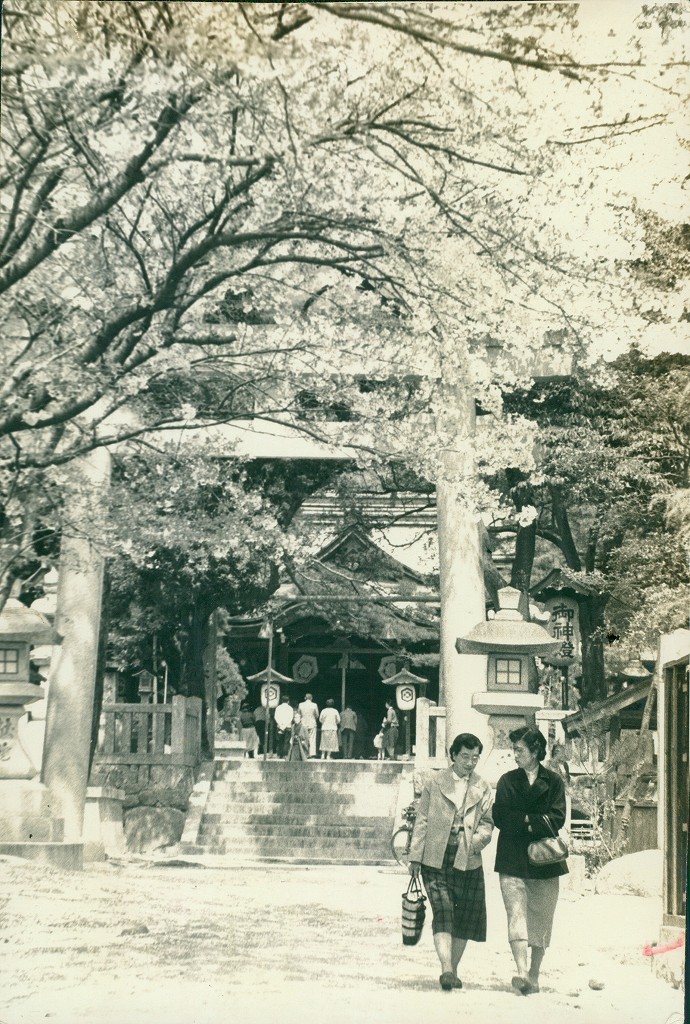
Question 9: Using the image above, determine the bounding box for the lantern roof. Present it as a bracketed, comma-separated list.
[620, 659, 652, 682]
[246, 666, 296, 684]
[456, 586, 561, 656]
[0, 598, 58, 643]
[381, 667, 428, 687]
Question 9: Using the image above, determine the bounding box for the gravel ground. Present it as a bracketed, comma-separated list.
[0, 856, 683, 1024]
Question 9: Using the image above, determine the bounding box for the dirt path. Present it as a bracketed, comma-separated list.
[0, 857, 683, 1024]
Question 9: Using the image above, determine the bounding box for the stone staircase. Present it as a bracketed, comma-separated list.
[179, 759, 411, 864]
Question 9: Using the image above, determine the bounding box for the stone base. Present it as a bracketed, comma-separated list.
[653, 925, 685, 990]
[0, 780, 64, 842]
[83, 786, 126, 862]
[0, 841, 83, 871]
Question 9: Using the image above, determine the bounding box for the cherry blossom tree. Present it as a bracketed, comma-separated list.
[1, 0, 687, 618]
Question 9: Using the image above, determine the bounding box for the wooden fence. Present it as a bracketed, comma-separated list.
[94, 695, 202, 767]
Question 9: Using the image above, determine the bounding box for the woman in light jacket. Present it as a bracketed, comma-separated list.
[408, 733, 493, 992]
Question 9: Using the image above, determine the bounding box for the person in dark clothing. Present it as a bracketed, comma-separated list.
[493, 726, 568, 996]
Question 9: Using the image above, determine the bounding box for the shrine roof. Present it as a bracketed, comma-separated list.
[530, 567, 602, 600]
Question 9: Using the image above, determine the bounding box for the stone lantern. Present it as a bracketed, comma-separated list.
[383, 666, 427, 758]
[0, 597, 58, 780]
[0, 595, 71, 864]
[456, 585, 560, 784]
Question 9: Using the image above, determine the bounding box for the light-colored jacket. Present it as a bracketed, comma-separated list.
[408, 767, 494, 872]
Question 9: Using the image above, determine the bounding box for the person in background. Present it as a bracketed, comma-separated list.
[408, 733, 493, 991]
[493, 726, 568, 996]
[298, 692, 320, 758]
[239, 702, 258, 759]
[339, 703, 358, 759]
[287, 711, 310, 761]
[253, 700, 267, 755]
[354, 708, 369, 759]
[319, 698, 340, 760]
[373, 729, 385, 760]
[382, 700, 399, 760]
[274, 695, 294, 759]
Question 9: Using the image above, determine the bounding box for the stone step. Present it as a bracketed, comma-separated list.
[211, 770, 402, 781]
[192, 837, 391, 856]
[213, 762, 408, 775]
[206, 790, 359, 805]
[199, 812, 386, 827]
[183, 751, 405, 865]
[198, 822, 382, 839]
[176, 845, 393, 866]
[209, 782, 368, 790]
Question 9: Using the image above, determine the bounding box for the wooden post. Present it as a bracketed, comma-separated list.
[171, 694, 186, 754]
[263, 627, 273, 762]
[416, 697, 430, 765]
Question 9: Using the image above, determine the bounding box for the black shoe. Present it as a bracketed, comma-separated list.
[450, 976, 462, 989]
[440, 972, 455, 991]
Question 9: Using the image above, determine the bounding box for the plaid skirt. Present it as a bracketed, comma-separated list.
[420, 844, 487, 941]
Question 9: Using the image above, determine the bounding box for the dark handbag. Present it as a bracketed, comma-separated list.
[527, 814, 569, 867]
[401, 874, 426, 946]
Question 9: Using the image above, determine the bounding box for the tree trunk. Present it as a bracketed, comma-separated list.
[510, 521, 537, 594]
[550, 485, 582, 571]
[578, 594, 608, 705]
[506, 471, 537, 595]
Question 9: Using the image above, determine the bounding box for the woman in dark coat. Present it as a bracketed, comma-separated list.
[493, 726, 568, 996]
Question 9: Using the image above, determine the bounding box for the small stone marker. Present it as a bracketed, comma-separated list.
[588, 978, 605, 991]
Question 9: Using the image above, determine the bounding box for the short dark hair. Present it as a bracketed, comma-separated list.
[449, 733, 483, 758]
[509, 726, 547, 761]
[326, 698, 335, 707]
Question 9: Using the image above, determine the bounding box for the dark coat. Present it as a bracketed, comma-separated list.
[492, 764, 569, 880]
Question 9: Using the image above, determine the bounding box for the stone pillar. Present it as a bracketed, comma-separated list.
[436, 390, 488, 745]
[41, 447, 111, 842]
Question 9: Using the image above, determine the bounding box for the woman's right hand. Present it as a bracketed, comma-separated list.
[408, 861, 421, 878]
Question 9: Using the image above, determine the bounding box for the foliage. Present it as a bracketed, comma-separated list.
[1, 0, 688, 614]
[105, 447, 341, 689]
[493, 352, 690, 695]
[567, 728, 644, 873]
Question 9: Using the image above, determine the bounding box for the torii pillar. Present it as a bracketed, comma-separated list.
[41, 446, 111, 843]
[436, 389, 488, 746]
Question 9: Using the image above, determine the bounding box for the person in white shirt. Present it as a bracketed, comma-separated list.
[319, 699, 340, 760]
[298, 692, 320, 758]
[274, 696, 294, 758]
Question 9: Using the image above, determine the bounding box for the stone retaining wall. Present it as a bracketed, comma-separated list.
[89, 763, 196, 854]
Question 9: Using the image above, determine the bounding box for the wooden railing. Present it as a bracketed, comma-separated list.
[415, 697, 447, 764]
[94, 695, 202, 767]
